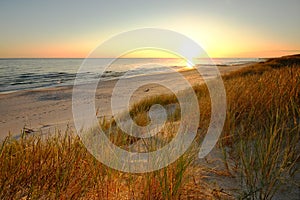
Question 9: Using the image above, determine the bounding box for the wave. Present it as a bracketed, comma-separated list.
[0, 71, 129, 93]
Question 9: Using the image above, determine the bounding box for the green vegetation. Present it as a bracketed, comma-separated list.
[0, 55, 299, 199]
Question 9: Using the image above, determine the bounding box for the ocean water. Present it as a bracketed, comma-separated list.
[0, 58, 261, 93]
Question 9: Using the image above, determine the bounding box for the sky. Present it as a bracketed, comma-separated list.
[0, 0, 299, 58]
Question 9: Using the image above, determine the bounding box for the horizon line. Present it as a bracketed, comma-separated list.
[0, 56, 283, 59]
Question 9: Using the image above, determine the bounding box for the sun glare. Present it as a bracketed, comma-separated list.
[185, 61, 194, 69]
[122, 49, 196, 70]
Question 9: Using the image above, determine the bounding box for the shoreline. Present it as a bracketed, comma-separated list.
[0, 62, 258, 95]
[0, 63, 252, 139]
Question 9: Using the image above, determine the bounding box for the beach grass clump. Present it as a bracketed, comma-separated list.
[189, 55, 300, 199]
[0, 124, 197, 199]
[219, 57, 300, 199]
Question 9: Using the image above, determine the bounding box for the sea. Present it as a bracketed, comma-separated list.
[0, 58, 262, 93]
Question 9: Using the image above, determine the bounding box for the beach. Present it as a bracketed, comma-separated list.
[1, 1, 300, 198]
[0, 64, 248, 139]
[1, 55, 299, 199]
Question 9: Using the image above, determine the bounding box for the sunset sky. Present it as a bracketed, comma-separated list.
[0, 0, 299, 58]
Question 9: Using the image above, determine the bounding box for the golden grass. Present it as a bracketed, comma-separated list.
[219, 55, 300, 199]
[0, 54, 299, 199]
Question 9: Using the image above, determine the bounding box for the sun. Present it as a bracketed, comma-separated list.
[185, 60, 194, 69]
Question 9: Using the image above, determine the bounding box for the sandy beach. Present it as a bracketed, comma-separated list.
[1, 54, 299, 199]
[1, 1, 299, 198]
[0, 64, 248, 139]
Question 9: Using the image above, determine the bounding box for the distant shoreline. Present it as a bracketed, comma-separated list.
[0, 62, 253, 139]
[0, 58, 259, 94]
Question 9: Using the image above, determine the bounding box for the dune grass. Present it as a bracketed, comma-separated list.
[0, 55, 299, 199]
[220, 57, 300, 199]
[0, 129, 197, 199]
